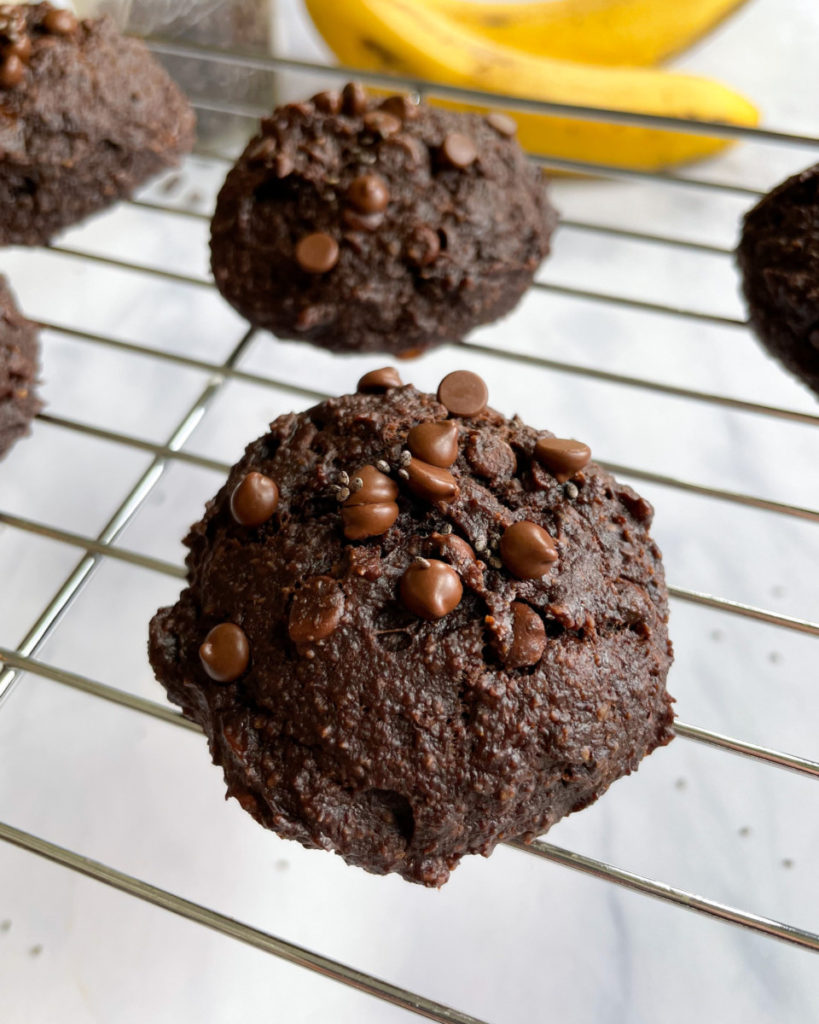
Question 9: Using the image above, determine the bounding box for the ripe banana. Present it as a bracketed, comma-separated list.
[305, 0, 759, 172]
[422, 0, 750, 66]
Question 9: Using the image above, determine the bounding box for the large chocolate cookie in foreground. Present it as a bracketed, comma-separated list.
[149, 369, 674, 886]
[0, 2, 195, 246]
[0, 276, 40, 459]
[210, 85, 556, 355]
[738, 163, 819, 398]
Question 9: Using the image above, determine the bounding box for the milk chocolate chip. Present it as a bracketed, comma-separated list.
[296, 232, 339, 274]
[230, 472, 279, 527]
[486, 112, 517, 137]
[357, 366, 403, 393]
[379, 94, 419, 120]
[500, 521, 558, 580]
[341, 81, 368, 116]
[405, 458, 459, 503]
[407, 420, 459, 468]
[400, 559, 462, 620]
[347, 173, 390, 214]
[199, 623, 250, 683]
[342, 464, 400, 540]
[534, 437, 591, 483]
[311, 89, 342, 114]
[437, 370, 488, 417]
[441, 132, 477, 170]
[0, 53, 24, 88]
[43, 9, 78, 35]
[289, 576, 345, 644]
[362, 110, 401, 137]
[505, 603, 546, 668]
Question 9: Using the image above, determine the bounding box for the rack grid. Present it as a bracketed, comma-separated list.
[0, 34, 817, 1023]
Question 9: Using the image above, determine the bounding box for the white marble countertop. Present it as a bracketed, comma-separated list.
[1, 1, 818, 1021]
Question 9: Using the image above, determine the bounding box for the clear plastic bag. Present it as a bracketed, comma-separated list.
[74, 0, 277, 145]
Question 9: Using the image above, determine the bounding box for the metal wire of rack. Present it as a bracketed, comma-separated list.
[0, 32, 818, 1024]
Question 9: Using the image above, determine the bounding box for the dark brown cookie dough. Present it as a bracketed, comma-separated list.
[0, 276, 40, 459]
[210, 86, 556, 356]
[0, 3, 195, 247]
[738, 163, 819, 398]
[149, 369, 674, 886]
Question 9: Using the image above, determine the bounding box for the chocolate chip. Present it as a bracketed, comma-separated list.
[400, 559, 462, 620]
[405, 458, 459, 504]
[379, 94, 419, 120]
[341, 502, 398, 540]
[406, 225, 440, 268]
[357, 366, 403, 393]
[441, 132, 477, 170]
[7, 35, 30, 62]
[342, 208, 384, 232]
[344, 464, 398, 506]
[311, 89, 342, 114]
[362, 110, 401, 137]
[505, 603, 546, 668]
[0, 53, 24, 88]
[295, 232, 339, 274]
[288, 576, 345, 644]
[347, 173, 390, 214]
[199, 623, 250, 683]
[407, 420, 459, 468]
[342, 464, 399, 539]
[500, 521, 558, 580]
[230, 472, 279, 527]
[487, 112, 517, 137]
[534, 437, 591, 483]
[430, 532, 475, 564]
[43, 9, 78, 35]
[341, 81, 369, 116]
[437, 370, 488, 417]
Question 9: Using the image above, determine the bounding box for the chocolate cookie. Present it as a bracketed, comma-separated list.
[0, 276, 40, 459]
[210, 86, 556, 356]
[738, 163, 819, 398]
[0, 3, 195, 247]
[149, 369, 674, 886]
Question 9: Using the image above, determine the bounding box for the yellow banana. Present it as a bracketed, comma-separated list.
[305, 0, 758, 172]
[423, 0, 750, 66]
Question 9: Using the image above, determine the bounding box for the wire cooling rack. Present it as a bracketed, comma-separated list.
[0, 33, 818, 1024]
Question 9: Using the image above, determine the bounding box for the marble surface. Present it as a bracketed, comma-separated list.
[1, 1, 818, 1021]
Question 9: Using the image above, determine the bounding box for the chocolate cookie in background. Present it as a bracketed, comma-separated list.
[738, 163, 819, 399]
[210, 85, 557, 356]
[149, 367, 674, 887]
[0, 276, 40, 459]
[0, 2, 195, 247]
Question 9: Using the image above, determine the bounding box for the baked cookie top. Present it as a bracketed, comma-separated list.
[149, 368, 674, 886]
[211, 86, 556, 355]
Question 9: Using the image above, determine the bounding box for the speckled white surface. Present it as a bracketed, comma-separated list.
[1, 1, 818, 1021]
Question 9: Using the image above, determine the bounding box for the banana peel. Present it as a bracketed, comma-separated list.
[424, 0, 751, 66]
[305, 0, 759, 172]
